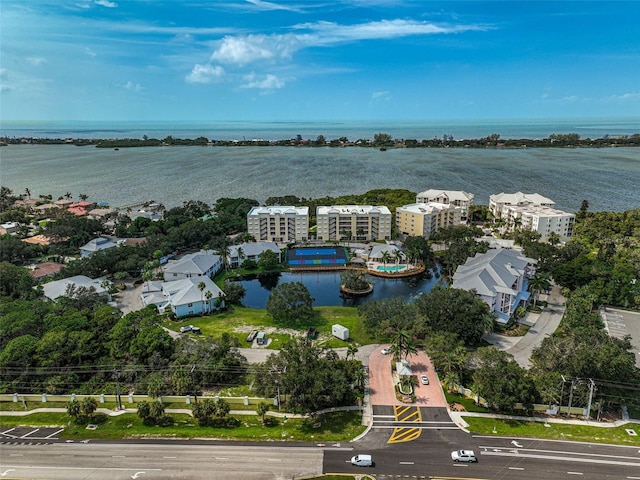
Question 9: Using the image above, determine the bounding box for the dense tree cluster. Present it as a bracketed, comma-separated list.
[253, 338, 364, 414]
[0, 298, 246, 396]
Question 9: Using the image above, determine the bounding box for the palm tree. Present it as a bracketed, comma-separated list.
[79, 193, 89, 201]
[353, 367, 368, 391]
[346, 344, 359, 361]
[142, 269, 153, 291]
[64, 192, 72, 200]
[220, 244, 231, 271]
[198, 281, 206, 312]
[204, 290, 213, 314]
[381, 251, 391, 269]
[236, 247, 245, 268]
[24, 188, 31, 199]
[528, 272, 552, 307]
[547, 231, 561, 246]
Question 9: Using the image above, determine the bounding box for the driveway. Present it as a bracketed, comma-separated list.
[483, 284, 565, 368]
[116, 282, 144, 315]
[368, 346, 447, 407]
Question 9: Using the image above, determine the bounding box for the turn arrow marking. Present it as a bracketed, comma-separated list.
[131, 472, 145, 479]
[1, 470, 16, 477]
[511, 440, 523, 448]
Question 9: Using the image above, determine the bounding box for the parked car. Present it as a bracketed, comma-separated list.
[451, 450, 477, 462]
[246, 330, 258, 342]
[380, 348, 389, 355]
[351, 454, 374, 467]
[180, 325, 193, 333]
[420, 375, 429, 385]
[191, 326, 201, 335]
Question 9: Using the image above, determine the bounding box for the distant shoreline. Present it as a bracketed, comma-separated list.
[1, 132, 638, 149]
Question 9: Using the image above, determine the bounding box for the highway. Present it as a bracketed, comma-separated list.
[2, 432, 640, 480]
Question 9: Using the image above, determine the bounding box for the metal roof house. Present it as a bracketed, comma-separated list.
[452, 248, 536, 323]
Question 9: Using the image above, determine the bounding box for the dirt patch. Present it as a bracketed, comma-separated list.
[232, 325, 304, 337]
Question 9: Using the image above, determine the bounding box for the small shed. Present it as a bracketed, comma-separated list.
[332, 324, 350, 341]
[396, 360, 412, 377]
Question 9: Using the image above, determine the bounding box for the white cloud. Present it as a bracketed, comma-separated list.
[211, 34, 303, 66]
[607, 92, 640, 102]
[27, 57, 46, 66]
[185, 64, 226, 84]
[241, 73, 286, 90]
[208, 18, 488, 68]
[95, 0, 117, 7]
[84, 47, 97, 57]
[294, 18, 489, 43]
[245, 0, 303, 12]
[372, 90, 390, 99]
[123, 80, 143, 92]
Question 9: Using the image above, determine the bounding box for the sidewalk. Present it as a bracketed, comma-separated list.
[448, 410, 640, 433]
[0, 407, 308, 419]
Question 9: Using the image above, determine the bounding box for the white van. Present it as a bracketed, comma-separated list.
[351, 454, 374, 467]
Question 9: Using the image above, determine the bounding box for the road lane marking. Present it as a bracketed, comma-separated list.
[0, 466, 162, 472]
[567, 472, 583, 475]
[399, 461, 415, 464]
[45, 429, 64, 438]
[509, 467, 524, 470]
[479, 445, 640, 462]
[162, 456, 177, 459]
[481, 451, 640, 467]
[214, 457, 229, 460]
[20, 429, 40, 438]
[112, 455, 126, 458]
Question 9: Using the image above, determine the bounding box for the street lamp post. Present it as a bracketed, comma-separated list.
[190, 365, 198, 404]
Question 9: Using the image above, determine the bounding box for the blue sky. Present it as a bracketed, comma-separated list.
[1, 0, 639, 121]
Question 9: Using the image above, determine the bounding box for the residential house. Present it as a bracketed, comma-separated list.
[316, 205, 392, 241]
[141, 276, 224, 317]
[68, 201, 94, 216]
[228, 242, 281, 268]
[80, 237, 122, 258]
[396, 202, 463, 239]
[28, 262, 64, 280]
[0, 222, 20, 235]
[42, 275, 110, 302]
[163, 250, 223, 280]
[246, 206, 309, 243]
[452, 248, 536, 323]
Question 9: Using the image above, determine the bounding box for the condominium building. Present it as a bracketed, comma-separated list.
[247, 206, 309, 243]
[396, 202, 463, 239]
[316, 205, 392, 241]
[416, 189, 474, 220]
[489, 192, 573, 243]
[489, 191, 555, 218]
[504, 204, 575, 243]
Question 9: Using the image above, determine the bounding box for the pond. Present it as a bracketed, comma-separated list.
[233, 268, 444, 309]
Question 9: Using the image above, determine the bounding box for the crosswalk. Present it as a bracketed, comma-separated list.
[372, 406, 458, 444]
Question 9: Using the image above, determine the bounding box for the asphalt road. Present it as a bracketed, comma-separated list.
[0, 442, 324, 480]
[3, 435, 639, 480]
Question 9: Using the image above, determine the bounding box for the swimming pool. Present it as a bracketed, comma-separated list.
[376, 265, 406, 272]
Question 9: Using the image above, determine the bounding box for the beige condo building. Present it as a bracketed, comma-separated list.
[396, 202, 463, 239]
[247, 206, 309, 243]
[416, 189, 474, 220]
[316, 205, 392, 241]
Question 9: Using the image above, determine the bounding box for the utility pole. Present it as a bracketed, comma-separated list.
[190, 365, 198, 404]
[586, 379, 596, 421]
[567, 378, 575, 418]
[560, 375, 566, 415]
[114, 369, 123, 410]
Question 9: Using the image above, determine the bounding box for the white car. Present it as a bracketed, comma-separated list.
[420, 375, 429, 385]
[451, 450, 477, 462]
[180, 325, 193, 333]
[380, 348, 389, 355]
[351, 454, 374, 467]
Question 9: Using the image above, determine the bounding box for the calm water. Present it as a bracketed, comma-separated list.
[1, 143, 639, 212]
[234, 270, 443, 309]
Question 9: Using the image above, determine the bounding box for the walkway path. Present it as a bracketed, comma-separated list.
[483, 284, 565, 368]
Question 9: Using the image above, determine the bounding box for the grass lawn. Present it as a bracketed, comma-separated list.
[444, 392, 490, 413]
[463, 416, 640, 446]
[164, 306, 373, 347]
[0, 410, 366, 442]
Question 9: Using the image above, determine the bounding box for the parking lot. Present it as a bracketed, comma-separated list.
[601, 307, 640, 367]
[0, 426, 63, 442]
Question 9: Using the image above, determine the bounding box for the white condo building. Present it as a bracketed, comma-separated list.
[396, 202, 463, 239]
[489, 191, 555, 218]
[247, 206, 309, 243]
[416, 189, 474, 220]
[489, 192, 574, 243]
[316, 205, 392, 241]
